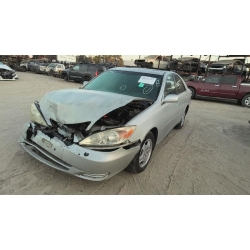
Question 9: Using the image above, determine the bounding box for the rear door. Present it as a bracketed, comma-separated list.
[87, 65, 97, 78]
[197, 75, 221, 97]
[218, 75, 239, 99]
[79, 64, 88, 80]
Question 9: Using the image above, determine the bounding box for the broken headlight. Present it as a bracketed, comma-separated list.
[30, 103, 48, 127]
[79, 126, 136, 147]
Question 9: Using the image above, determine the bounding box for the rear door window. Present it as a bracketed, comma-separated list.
[79, 64, 88, 72]
[220, 75, 237, 84]
[88, 65, 96, 73]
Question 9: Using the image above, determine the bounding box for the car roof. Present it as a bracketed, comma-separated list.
[110, 67, 167, 76]
[212, 59, 242, 65]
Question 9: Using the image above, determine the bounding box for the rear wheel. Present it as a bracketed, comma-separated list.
[175, 112, 186, 129]
[241, 94, 250, 107]
[188, 87, 196, 99]
[126, 132, 155, 174]
[83, 76, 91, 81]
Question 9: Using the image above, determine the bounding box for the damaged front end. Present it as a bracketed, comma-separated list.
[0, 65, 17, 81]
[29, 98, 152, 149]
[19, 98, 152, 180]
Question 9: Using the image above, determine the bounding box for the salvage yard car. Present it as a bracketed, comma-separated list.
[62, 63, 106, 82]
[208, 59, 246, 75]
[186, 74, 250, 107]
[19, 67, 191, 181]
[45, 63, 65, 75]
[0, 64, 18, 80]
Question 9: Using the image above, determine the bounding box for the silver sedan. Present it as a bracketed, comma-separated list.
[19, 67, 191, 181]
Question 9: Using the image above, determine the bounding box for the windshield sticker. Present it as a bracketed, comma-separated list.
[120, 85, 126, 90]
[138, 76, 156, 85]
[156, 79, 161, 87]
[143, 85, 154, 94]
[138, 83, 144, 87]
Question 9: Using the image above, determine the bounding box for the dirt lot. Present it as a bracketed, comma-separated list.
[0, 72, 250, 194]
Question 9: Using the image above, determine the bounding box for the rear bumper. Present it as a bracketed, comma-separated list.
[19, 122, 140, 181]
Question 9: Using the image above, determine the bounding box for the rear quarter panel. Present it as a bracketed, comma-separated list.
[238, 83, 250, 99]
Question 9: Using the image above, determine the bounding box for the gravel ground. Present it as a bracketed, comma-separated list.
[0, 72, 250, 195]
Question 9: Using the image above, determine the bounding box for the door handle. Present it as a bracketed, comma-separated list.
[231, 86, 237, 88]
[214, 85, 219, 87]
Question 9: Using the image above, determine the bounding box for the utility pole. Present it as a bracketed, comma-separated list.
[158, 55, 161, 69]
[205, 55, 211, 76]
[196, 55, 201, 75]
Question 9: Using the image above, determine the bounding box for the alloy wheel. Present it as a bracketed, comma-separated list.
[139, 139, 153, 168]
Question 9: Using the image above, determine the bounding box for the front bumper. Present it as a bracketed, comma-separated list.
[19, 122, 140, 181]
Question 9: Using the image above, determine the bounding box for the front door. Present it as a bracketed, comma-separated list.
[197, 75, 221, 97]
[69, 65, 80, 80]
[173, 74, 189, 121]
[157, 74, 179, 141]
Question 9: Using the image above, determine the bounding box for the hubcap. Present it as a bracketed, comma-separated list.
[139, 139, 152, 168]
[245, 97, 250, 106]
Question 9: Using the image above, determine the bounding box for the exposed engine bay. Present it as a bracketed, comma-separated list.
[27, 99, 153, 146]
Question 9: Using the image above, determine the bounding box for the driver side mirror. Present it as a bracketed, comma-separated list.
[162, 94, 179, 104]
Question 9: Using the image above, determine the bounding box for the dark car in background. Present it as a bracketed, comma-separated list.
[27, 61, 36, 71]
[208, 59, 246, 75]
[62, 63, 106, 83]
[35, 63, 48, 74]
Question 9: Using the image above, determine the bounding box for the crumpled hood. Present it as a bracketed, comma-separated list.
[0, 64, 13, 71]
[39, 89, 135, 129]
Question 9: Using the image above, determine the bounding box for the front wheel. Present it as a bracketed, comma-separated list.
[64, 75, 69, 81]
[242, 94, 250, 107]
[126, 132, 155, 174]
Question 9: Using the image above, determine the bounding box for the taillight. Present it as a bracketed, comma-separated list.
[95, 71, 98, 76]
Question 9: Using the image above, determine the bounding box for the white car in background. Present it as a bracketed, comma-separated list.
[146, 55, 169, 69]
[45, 63, 65, 75]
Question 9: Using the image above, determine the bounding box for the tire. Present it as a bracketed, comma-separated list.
[174, 112, 186, 129]
[126, 132, 155, 174]
[188, 87, 196, 99]
[241, 94, 250, 107]
[149, 62, 153, 68]
[84, 76, 91, 82]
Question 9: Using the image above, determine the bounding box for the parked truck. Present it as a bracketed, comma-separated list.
[186, 74, 250, 107]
